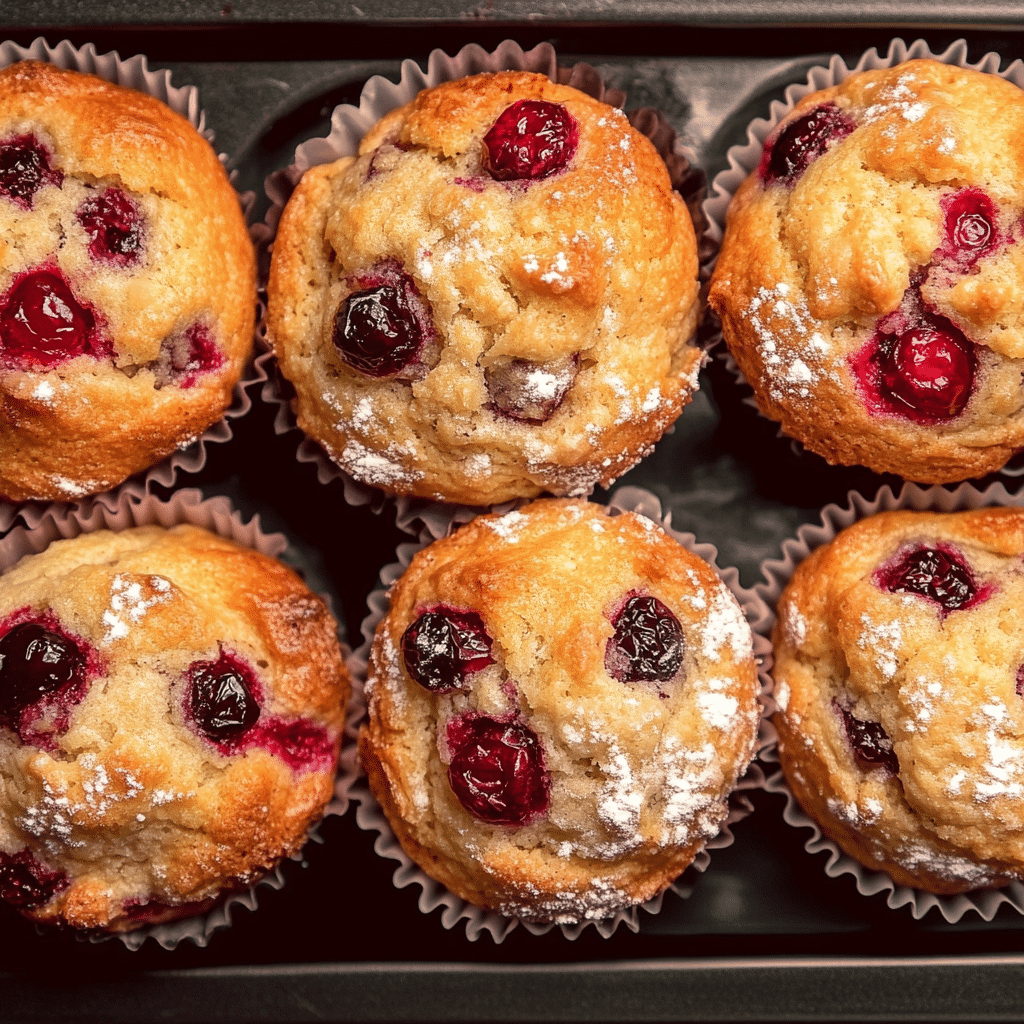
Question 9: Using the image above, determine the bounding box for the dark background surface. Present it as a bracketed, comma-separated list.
[4, 5, 1024, 1022]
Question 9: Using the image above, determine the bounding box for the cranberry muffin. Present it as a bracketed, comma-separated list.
[710, 59, 1024, 482]
[268, 70, 701, 506]
[0, 524, 349, 932]
[773, 506, 1024, 893]
[0, 61, 256, 502]
[359, 499, 760, 923]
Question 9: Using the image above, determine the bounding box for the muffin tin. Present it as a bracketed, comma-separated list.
[5, 7, 1024, 1023]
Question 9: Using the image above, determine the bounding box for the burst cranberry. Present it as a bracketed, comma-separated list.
[940, 187, 999, 269]
[0, 268, 110, 368]
[0, 622, 86, 729]
[333, 263, 433, 378]
[605, 594, 685, 683]
[836, 702, 899, 774]
[185, 652, 260, 740]
[0, 849, 69, 909]
[759, 103, 856, 186]
[875, 544, 978, 611]
[77, 187, 143, 267]
[161, 322, 223, 387]
[402, 607, 494, 693]
[445, 713, 550, 826]
[482, 100, 577, 182]
[0, 134, 62, 209]
[485, 356, 577, 423]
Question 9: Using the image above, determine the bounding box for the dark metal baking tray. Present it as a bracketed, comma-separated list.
[4, 7, 1024, 1022]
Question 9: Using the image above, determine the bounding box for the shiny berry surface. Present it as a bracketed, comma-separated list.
[875, 545, 978, 612]
[485, 356, 577, 423]
[77, 187, 143, 267]
[0, 268, 110, 368]
[940, 187, 999, 268]
[759, 103, 856, 186]
[482, 100, 578, 182]
[333, 264, 433, 378]
[0, 134, 62, 209]
[402, 607, 494, 693]
[605, 594, 685, 683]
[186, 652, 261, 740]
[445, 713, 550, 826]
[0, 850, 69, 909]
[0, 622, 86, 728]
[836, 703, 899, 774]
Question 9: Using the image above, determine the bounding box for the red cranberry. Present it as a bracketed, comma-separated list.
[485, 355, 577, 423]
[0, 268, 111, 369]
[160, 322, 224, 388]
[0, 134, 62, 209]
[333, 263, 434, 378]
[185, 652, 260, 741]
[77, 187, 143, 267]
[759, 103, 856, 186]
[835, 702, 899, 774]
[0, 849, 69, 909]
[445, 713, 550, 826]
[402, 607, 494, 693]
[255, 718, 335, 772]
[875, 544, 978, 611]
[482, 100, 578, 182]
[0, 622, 86, 729]
[939, 187, 999, 269]
[605, 594, 685, 684]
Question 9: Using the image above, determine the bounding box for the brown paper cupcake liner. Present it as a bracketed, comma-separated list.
[0, 485, 357, 949]
[758, 479, 1024, 922]
[349, 485, 772, 942]
[0, 36, 262, 530]
[257, 38, 706, 539]
[702, 37, 1024, 476]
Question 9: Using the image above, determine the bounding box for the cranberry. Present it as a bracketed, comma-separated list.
[332, 263, 434, 378]
[482, 100, 578, 182]
[0, 622, 86, 729]
[402, 607, 494, 693]
[160, 322, 223, 388]
[0, 134, 62, 209]
[445, 713, 550, 826]
[940, 187, 999, 269]
[185, 652, 260, 740]
[485, 356, 577, 423]
[605, 594, 685, 684]
[835, 702, 899, 774]
[875, 544, 978, 611]
[256, 718, 335, 772]
[77, 188, 143, 267]
[0, 268, 110, 369]
[759, 103, 856, 186]
[0, 849, 69, 909]
[1017, 664, 1024, 698]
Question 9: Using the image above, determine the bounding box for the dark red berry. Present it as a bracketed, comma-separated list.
[605, 594, 685, 684]
[485, 356, 577, 423]
[0, 268, 110, 368]
[835, 702, 899, 774]
[482, 100, 578, 182]
[445, 713, 550, 826]
[333, 263, 433, 378]
[0, 134, 62, 209]
[759, 103, 856, 186]
[77, 187, 143, 267]
[0, 622, 86, 728]
[0, 849, 69, 909]
[185, 652, 260, 740]
[940, 187, 999, 268]
[160, 322, 223, 388]
[875, 544, 977, 612]
[402, 607, 494, 693]
[256, 718, 335, 772]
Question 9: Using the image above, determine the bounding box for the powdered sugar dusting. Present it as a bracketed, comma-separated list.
[101, 574, 173, 644]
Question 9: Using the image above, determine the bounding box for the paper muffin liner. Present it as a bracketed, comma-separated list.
[702, 36, 1024, 471]
[349, 485, 772, 943]
[0, 36, 263, 531]
[0, 485, 357, 949]
[258, 38, 706, 540]
[758, 479, 1024, 922]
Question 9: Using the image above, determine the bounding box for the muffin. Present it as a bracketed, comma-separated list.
[0, 524, 349, 932]
[709, 59, 1024, 483]
[359, 498, 760, 923]
[268, 70, 701, 506]
[0, 60, 256, 502]
[773, 505, 1024, 893]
